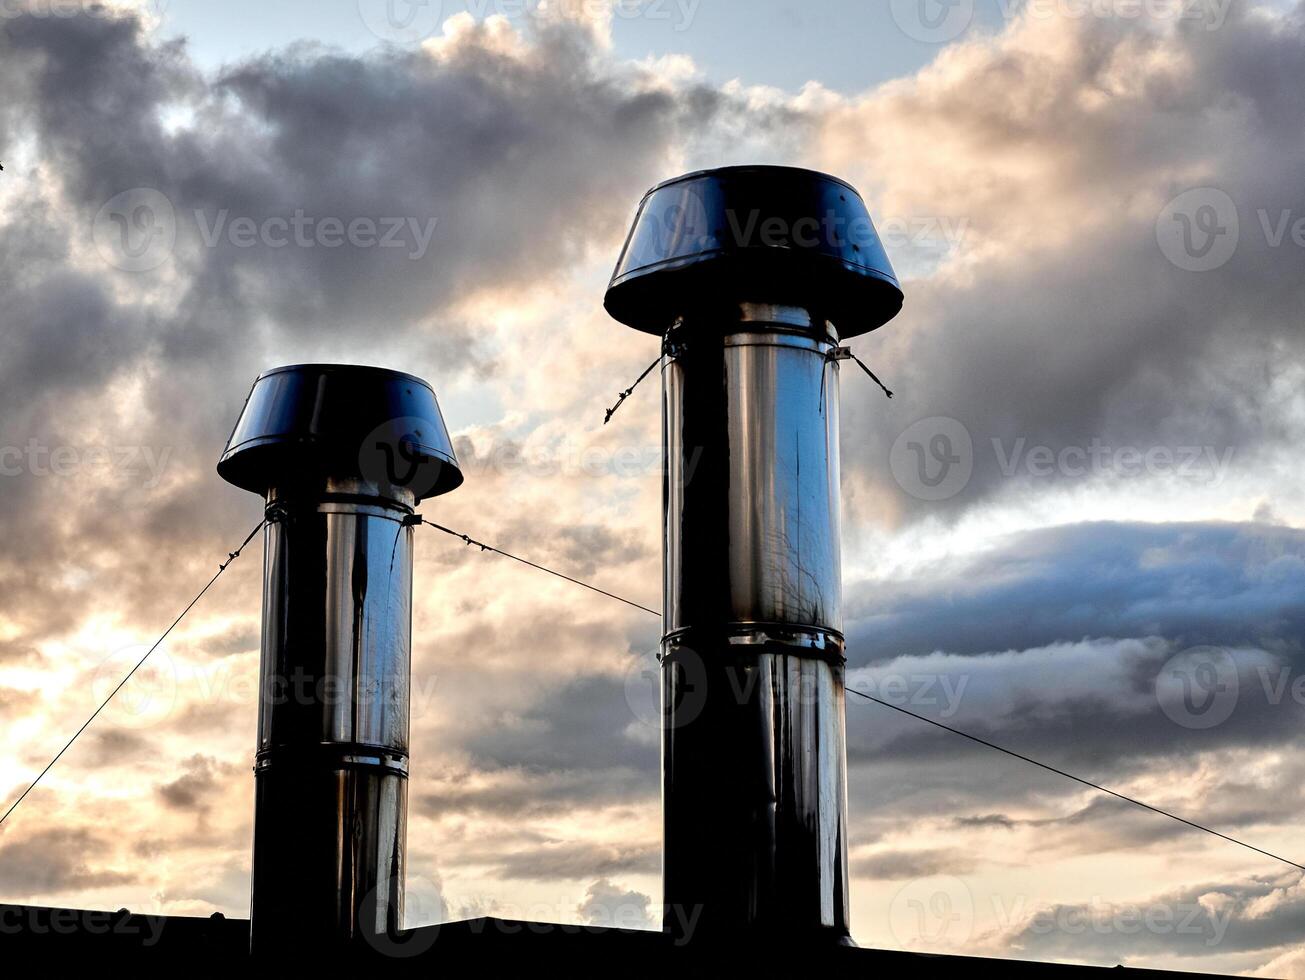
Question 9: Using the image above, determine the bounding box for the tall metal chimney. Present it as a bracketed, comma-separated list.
[218, 364, 463, 955]
[605, 167, 903, 945]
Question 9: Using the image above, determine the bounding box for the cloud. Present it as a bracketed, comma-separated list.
[842, 520, 1305, 914]
[987, 871, 1305, 963]
[0, 828, 135, 897]
[814, 5, 1305, 524]
[577, 878, 656, 931]
[853, 848, 977, 881]
[156, 754, 234, 815]
[1251, 944, 1305, 979]
[451, 841, 660, 882]
[0, 2, 730, 656]
[0, 687, 39, 716]
[843, 521, 1305, 791]
[417, 765, 653, 819]
[848, 521, 1305, 664]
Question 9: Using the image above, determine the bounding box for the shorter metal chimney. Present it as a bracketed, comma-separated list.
[218, 364, 463, 955]
[605, 167, 903, 946]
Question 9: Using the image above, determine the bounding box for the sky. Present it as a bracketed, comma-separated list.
[1, 0, 1304, 974]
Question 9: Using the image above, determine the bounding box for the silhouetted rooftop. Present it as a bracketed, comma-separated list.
[3, 903, 1234, 975]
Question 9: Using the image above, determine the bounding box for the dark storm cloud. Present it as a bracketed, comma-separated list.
[448, 840, 659, 882]
[996, 871, 1305, 963]
[75, 730, 150, 768]
[845, 521, 1305, 664]
[1, 9, 701, 354]
[0, 828, 135, 896]
[0, 5, 737, 654]
[841, 520, 1305, 863]
[199, 626, 258, 659]
[836, 5, 1305, 523]
[417, 766, 653, 819]
[156, 754, 231, 812]
[852, 848, 977, 881]
[955, 813, 1018, 830]
[453, 673, 658, 772]
[843, 519, 1305, 784]
[944, 790, 1295, 863]
[415, 519, 1305, 834]
[552, 524, 651, 579]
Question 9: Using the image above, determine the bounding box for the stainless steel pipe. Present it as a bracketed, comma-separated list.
[248, 476, 414, 950]
[661, 305, 850, 943]
[218, 364, 463, 955]
[605, 167, 904, 945]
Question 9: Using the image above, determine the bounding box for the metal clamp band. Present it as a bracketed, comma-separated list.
[661, 623, 847, 664]
[255, 743, 410, 777]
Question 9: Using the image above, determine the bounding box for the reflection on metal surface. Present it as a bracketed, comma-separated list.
[259, 481, 415, 756]
[607, 166, 903, 947]
[219, 365, 463, 955]
[660, 305, 851, 944]
[664, 322, 842, 634]
[663, 643, 849, 939]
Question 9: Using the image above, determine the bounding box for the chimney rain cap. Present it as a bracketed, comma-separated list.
[605, 165, 903, 337]
[218, 363, 463, 501]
